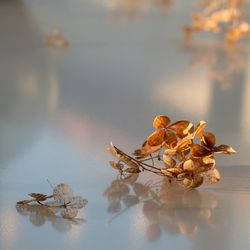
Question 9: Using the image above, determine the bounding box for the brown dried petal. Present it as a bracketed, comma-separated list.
[147, 129, 166, 147]
[213, 144, 236, 154]
[183, 159, 194, 172]
[192, 144, 213, 158]
[153, 115, 171, 128]
[164, 130, 178, 147]
[164, 148, 177, 156]
[193, 121, 206, 138]
[133, 144, 162, 159]
[183, 175, 203, 188]
[204, 168, 221, 184]
[201, 131, 216, 149]
[162, 155, 176, 168]
[177, 172, 191, 180]
[169, 120, 194, 138]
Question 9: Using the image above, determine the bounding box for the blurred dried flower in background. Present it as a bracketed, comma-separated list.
[43, 27, 69, 48]
[17, 183, 87, 219]
[184, 0, 250, 43]
[107, 115, 236, 188]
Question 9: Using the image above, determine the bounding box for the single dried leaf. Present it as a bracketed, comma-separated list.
[193, 121, 206, 138]
[147, 129, 166, 147]
[169, 120, 194, 138]
[107, 143, 140, 168]
[214, 144, 236, 154]
[192, 144, 213, 158]
[201, 131, 216, 149]
[153, 115, 171, 128]
[162, 155, 176, 168]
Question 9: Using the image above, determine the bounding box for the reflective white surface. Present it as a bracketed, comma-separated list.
[0, 0, 250, 249]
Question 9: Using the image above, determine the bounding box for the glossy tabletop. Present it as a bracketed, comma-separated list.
[0, 0, 250, 249]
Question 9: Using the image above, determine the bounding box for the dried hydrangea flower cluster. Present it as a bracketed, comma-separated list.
[184, 0, 250, 43]
[104, 176, 218, 240]
[43, 27, 69, 48]
[17, 183, 88, 219]
[107, 115, 236, 188]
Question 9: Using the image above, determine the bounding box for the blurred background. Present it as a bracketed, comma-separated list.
[0, 0, 250, 249]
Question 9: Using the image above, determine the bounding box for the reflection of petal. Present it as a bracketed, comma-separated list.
[70, 196, 88, 209]
[61, 207, 78, 219]
[51, 217, 72, 232]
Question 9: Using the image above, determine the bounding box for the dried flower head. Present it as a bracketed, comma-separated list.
[184, 0, 250, 43]
[107, 115, 236, 188]
[43, 27, 69, 48]
[17, 182, 88, 220]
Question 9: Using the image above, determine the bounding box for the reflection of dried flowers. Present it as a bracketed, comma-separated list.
[184, 0, 250, 43]
[107, 115, 236, 188]
[43, 27, 69, 48]
[17, 183, 88, 219]
[104, 176, 219, 241]
[16, 204, 85, 231]
[184, 43, 247, 91]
